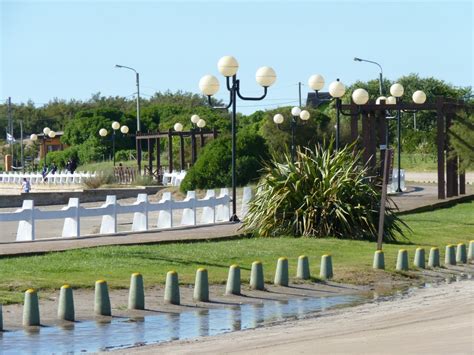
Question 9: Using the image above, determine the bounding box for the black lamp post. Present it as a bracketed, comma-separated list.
[273, 107, 311, 163]
[200, 56, 276, 222]
[99, 123, 129, 166]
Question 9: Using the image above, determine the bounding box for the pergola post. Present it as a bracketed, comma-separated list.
[191, 129, 197, 164]
[436, 97, 446, 199]
[362, 111, 370, 167]
[136, 133, 142, 175]
[179, 133, 185, 171]
[168, 129, 173, 173]
[156, 137, 161, 181]
[147, 138, 153, 177]
[446, 111, 455, 198]
[368, 111, 377, 172]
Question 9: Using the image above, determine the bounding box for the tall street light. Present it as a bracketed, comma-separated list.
[199, 56, 276, 222]
[273, 107, 311, 163]
[115, 64, 141, 172]
[353, 57, 384, 96]
[99, 122, 129, 166]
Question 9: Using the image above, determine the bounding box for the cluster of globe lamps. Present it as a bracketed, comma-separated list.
[173, 114, 207, 133]
[99, 121, 129, 166]
[30, 127, 57, 167]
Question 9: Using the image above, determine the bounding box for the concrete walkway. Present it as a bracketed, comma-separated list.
[0, 223, 243, 257]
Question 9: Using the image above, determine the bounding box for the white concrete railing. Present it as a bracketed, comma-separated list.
[0, 187, 253, 242]
[162, 170, 186, 186]
[0, 171, 97, 185]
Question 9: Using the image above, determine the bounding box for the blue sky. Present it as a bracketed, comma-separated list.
[1, 0, 472, 114]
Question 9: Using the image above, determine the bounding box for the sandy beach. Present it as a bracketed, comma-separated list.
[119, 277, 474, 354]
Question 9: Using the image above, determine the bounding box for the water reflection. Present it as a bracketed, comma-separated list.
[0, 294, 360, 353]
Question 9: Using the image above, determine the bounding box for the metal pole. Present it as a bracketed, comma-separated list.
[336, 98, 341, 151]
[43, 137, 47, 167]
[20, 120, 24, 171]
[379, 72, 383, 96]
[396, 97, 402, 193]
[230, 76, 238, 222]
[291, 117, 296, 164]
[298, 82, 302, 107]
[8, 97, 13, 165]
[112, 130, 116, 166]
[136, 72, 141, 132]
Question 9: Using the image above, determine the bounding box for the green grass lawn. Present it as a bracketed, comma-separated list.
[0, 202, 472, 304]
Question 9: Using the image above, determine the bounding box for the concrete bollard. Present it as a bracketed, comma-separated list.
[320, 255, 333, 279]
[468, 240, 474, 261]
[373, 250, 385, 270]
[456, 243, 467, 264]
[225, 264, 241, 295]
[164, 271, 180, 305]
[296, 255, 311, 279]
[58, 284, 75, 321]
[0, 304, 3, 331]
[94, 280, 111, 316]
[396, 249, 409, 271]
[128, 273, 145, 310]
[23, 288, 40, 326]
[274, 257, 289, 286]
[250, 261, 265, 290]
[428, 247, 440, 268]
[414, 248, 425, 269]
[193, 268, 209, 302]
[445, 245, 456, 266]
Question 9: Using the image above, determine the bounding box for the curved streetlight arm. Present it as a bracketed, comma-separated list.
[336, 99, 362, 117]
[207, 94, 233, 110]
[115, 64, 137, 74]
[353, 57, 383, 75]
[236, 80, 268, 101]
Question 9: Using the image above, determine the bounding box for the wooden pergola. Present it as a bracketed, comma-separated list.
[135, 128, 218, 181]
[338, 97, 471, 199]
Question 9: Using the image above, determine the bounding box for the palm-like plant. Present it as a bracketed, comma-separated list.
[243, 142, 406, 242]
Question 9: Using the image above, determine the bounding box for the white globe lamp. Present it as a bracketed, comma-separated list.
[199, 75, 220, 96]
[273, 113, 284, 124]
[217, 56, 239, 77]
[300, 110, 310, 121]
[255, 66, 276, 87]
[308, 74, 325, 91]
[390, 83, 404, 98]
[352, 88, 369, 105]
[412, 90, 427, 104]
[174, 122, 183, 132]
[328, 80, 346, 98]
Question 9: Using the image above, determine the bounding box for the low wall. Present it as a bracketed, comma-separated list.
[0, 186, 164, 208]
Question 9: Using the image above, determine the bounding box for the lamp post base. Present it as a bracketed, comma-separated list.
[229, 214, 240, 223]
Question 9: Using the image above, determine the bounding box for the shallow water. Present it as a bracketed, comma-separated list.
[0, 294, 360, 353]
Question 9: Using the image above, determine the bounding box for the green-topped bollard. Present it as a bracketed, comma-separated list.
[94, 280, 111, 316]
[467, 240, 474, 260]
[445, 245, 456, 266]
[396, 249, 409, 271]
[373, 250, 385, 270]
[193, 268, 209, 302]
[164, 271, 180, 305]
[23, 288, 40, 326]
[414, 248, 425, 269]
[250, 261, 265, 290]
[468, 240, 474, 261]
[128, 273, 145, 310]
[274, 257, 289, 286]
[428, 247, 440, 268]
[225, 264, 241, 295]
[456, 243, 467, 264]
[58, 284, 75, 321]
[320, 254, 333, 279]
[296, 255, 310, 279]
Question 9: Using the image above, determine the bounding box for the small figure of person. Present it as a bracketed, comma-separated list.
[69, 159, 77, 174]
[50, 163, 57, 175]
[21, 178, 31, 193]
[42, 165, 48, 182]
[66, 159, 72, 173]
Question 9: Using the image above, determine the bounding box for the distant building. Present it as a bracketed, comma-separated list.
[306, 92, 332, 108]
[36, 131, 67, 159]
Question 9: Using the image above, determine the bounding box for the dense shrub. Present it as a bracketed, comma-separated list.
[243, 142, 406, 242]
[45, 146, 79, 168]
[180, 131, 269, 192]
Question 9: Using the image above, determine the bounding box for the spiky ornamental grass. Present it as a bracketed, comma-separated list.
[243, 143, 406, 242]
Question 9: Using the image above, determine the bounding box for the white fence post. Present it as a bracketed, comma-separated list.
[100, 195, 117, 234]
[240, 186, 252, 218]
[62, 198, 80, 238]
[200, 190, 215, 224]
[180, 191, 196, 226]
[216, 188, 230, 222]
[157, 192, 172, 229]
[16, 200, 35, 241]
[132, 194, 148, 232]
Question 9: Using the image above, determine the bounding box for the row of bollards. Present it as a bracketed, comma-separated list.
[8, 255, 333, 328]
[5, 241, 471, 330]
[373, 241, 473, 271]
